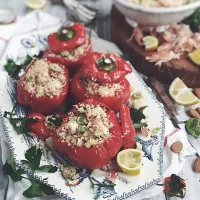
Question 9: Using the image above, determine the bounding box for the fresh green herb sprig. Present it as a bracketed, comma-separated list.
[130, 106, 147, 123]
[4, 51, 44, 81]
[4, 106, 38, 138]
[88, 175, 116, 190]
[183, 8, 200, 32]
[2, 146, 58, 198]
[134, 123, 148, 130]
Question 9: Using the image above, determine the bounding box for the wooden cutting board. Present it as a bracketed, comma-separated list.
[110, 6, 200, 88]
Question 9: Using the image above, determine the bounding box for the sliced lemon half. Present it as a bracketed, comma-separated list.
[189, 49, 200, 65]
[26, 0, 46, 9]
[142, 36, 159, 51]
[117, 149, 143, 176]
[169, 77, 199, 106]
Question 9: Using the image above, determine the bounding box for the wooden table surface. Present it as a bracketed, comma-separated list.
[2, 0, 200, 200]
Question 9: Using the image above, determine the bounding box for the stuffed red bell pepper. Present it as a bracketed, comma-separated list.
[54, 99, 123, 170]
[44, 23, 92, 68]
[81, 52, 132, 83]
[70, 71, 131, 112]
[17, 58, 69, 114]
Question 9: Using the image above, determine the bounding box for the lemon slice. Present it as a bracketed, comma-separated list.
[189, 49, 200, 65]
[169, 77, 199, 106]
[142, 36, 159, 51]
[117, 149, 143, 176]
[26, 0, 46, 9]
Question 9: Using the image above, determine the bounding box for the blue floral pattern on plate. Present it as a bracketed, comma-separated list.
[0, 25, 165, 200]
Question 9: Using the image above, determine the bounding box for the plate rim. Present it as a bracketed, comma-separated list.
[0, 29, 166, 200]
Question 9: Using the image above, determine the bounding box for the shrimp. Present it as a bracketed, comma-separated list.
[127, 26, 143, 46]
[146, 51, 181, 66]
[172, 24, 193, 53]
[192, 33, 200, 48]
[162, 30, 176, 42]
[157, 42, 174, 52]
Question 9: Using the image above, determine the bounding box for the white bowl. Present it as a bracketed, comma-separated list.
[115, 0, 200, 28]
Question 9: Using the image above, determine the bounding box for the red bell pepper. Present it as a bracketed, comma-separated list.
[81, 52, 132, 83]
[120, 104, 136, 149]
[47, 23, 87, 53]
[17, 58, 69, 114]
[27, 113, 51, 140]
[164, 175, 186, 198]
[43, 40, 92, 68]
[27, 112, 67, 140]
[54, 99, 123, 170]
[70, 71, 131, 112]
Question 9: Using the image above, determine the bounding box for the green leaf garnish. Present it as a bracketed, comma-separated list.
[25, 146, 42, 171]
[183, 8, 200, 32]
[130, 106, 147, 123]
[134, 123, 148, 130]
[185, 118, 200, 138]
[4, 107, 38, 138]
[23, 181, 43, 198]
[4, 52, 44, 81]
[3, 146, 57, 198]
[37, 165, 58, 173]
[40, 183, 55, 195]
[2, 153, 24, 182]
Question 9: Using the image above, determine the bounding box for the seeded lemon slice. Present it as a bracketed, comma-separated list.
[189, 49, 200, 65]
[117, 149, 143, 176]
[26, 0, 46, 9]
[142, 36, 159, 51]
[169, 77, 199, 106]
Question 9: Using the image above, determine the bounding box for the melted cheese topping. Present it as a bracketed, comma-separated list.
[85, 79, 123, 97]
[24, 59, 66, 98]
[57, 104, 113, 148]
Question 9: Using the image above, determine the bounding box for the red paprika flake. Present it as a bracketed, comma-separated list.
[81, 52, 132, 83]
[47, 23, 87, 53]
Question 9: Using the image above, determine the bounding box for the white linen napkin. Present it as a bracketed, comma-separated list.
[0, 10, 196, 200]
[0, 10, 61, 56]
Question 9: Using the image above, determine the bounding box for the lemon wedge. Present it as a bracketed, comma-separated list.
[142, 36, 159, 51]
[189, 49, 200, 65]
[117, 149, 143, 176]
[26, 0, 46, 9]
[169, 77, 199, 106]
